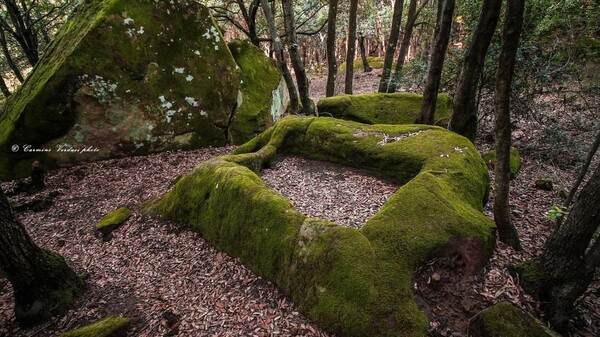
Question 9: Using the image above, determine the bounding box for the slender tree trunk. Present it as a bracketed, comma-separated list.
[532, 164, 600, 331]
[416, 0, 455, 124]
[2, 0, 39, 66]
[260, 0, 299, 112]
[387, 0, 424, 92]
[359, 35, 372, 72]
[281, 0, 314, 115]
[493, 0, 524, 250]
[0, 74, 10, 97]
[564, 130, 600, 207]
[0, 189, 82, 327]
[325, 0, 339, 97]
[449, 0, 502, 140]
[344, 0, 359, 94]
[378, 0, 404, 92]
[0, 26, 24, 83]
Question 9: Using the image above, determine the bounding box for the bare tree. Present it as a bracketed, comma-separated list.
[281, 0, 313, 115]
[325, 0, 339, 97]
[344, 0, 359, 94]
[415, 0, 455, 124]
[449, 0, 502, 140]
[493, 0, 524, 250]
[260, 0, 299, 112]
[377, 0, 404, 93]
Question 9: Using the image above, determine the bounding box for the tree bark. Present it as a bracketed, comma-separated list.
[0, 26, 24, 83]
[0, 189, 82, 327]
[415, 0, 455, 124]
[325, 0, 339, 97]
[281, 0, 314, 115]
[534, 164, 600, 331]
[344, 0, 359, 94]
[449, 0, 502, 140]
[260, 0, 299, 112]
[359, 35, 372, 72]
[493, 0, 524, 250]
[564, 129, 600, 207]
[387, 0, 428, 93]
[377, 0, 404, 92]
[0, 73, 11, 97]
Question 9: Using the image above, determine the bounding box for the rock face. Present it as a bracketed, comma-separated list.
[227, 40, 288, 145]
[317, 93, 453, 126]
[0, 0, 280, 180]
[150, 116, 495, 337]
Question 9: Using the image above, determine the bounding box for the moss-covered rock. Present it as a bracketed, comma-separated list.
[535, 179, 553, 191]
[227, 40, 287, 144]
[96, 207, 132, 234]
[469, 302, 558, 337]
[149, 116, 495, 337]
[59, 316, 130, 337]
[338, 56, 391, 73]
[317, 93, 453, 127]
[0, 0, 242, 180]
[482, 146, 521, 179]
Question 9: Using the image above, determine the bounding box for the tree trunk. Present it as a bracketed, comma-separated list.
[449, 0, 502, 140]
[387, 0, 427, 93]
[344, 0, 359, 94]
[0, 26, 24, 83]
[281, 0, 314, 115]
[260, 0, 299, 112]
[378, 0, 404, 92]
[325, 0, 339, 97]
[493, 0, 524, 250]
[0, 74, 11, 97]
[528, 164, 600, 332]
[564, 129, 600, 207]
[359, 35, 372, 72]
[1, 0, 40, 66]
[0, 189, 82, 327]
[416, 0, 455, 124]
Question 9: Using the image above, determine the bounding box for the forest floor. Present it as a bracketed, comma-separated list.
[0, 70, 598, 336]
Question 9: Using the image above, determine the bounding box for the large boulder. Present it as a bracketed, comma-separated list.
[149, 116, 495, 337]
[317, 93, 452, 126]
[0, 0, 247, 180]
[227, 40, 288, 144]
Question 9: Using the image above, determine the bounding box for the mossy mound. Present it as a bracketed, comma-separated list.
[482, 146, 521, 179]
[59, 316, 130, 337]
[317, 93, 453, 127]
[469, 302, 558, 337]
[149, 116, 494, 337]
[0, 0, 242, 180]
[96, 207, 132, 234]
[338, 56, 390, 73]
[227, 40, 287, 144]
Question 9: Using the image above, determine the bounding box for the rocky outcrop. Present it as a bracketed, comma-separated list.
[317, 93, 453, 126]
[0, 0, 281, 180]
[149, 116, 495, 337]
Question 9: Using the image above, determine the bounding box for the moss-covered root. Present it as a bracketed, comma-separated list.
[482, 146, 521, 179]
[59, 316, 130, 337]
[469, 302, 559, 337]
[96, 208, 132, 234]
[317, 93, 453, 127]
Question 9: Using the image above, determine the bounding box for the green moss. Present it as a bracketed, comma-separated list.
[338, 56, 391, 73]
[473, 302, 558, 337]
[317, 93, 453, 127]
[149, 116, 494, 337]
[59, 316, 130, 337]
[96, 207, 132, 233]
[512, 258, 547, 299]
[482, 146, 521, 179]
[0, 0, 242, 180]
[227, 40, 283, 144]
